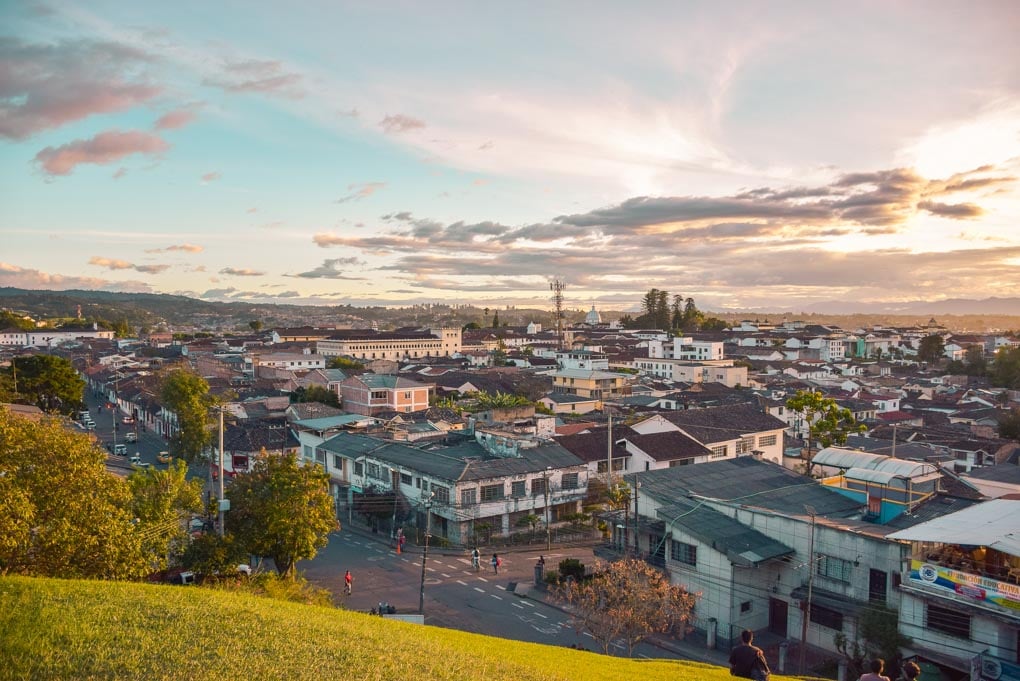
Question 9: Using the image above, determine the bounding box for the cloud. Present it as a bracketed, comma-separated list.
[34, 129, 170, 176]
[379, 114, 426, 134]
[289, 257, 364, 279]
[0, 37, 160, 140]
[918, 200, 984, 219]
[88, 256, 170, 274]
[219, 267, 265, 276]
[204, 59, 303, 98]
[112, 167, 127, 180]
[201, 171, 222, 183]
[0, 262, 153, 292]
[335, 181, 385, 203]
[154, 109, 197, 130]
[145, 243, 204, 254]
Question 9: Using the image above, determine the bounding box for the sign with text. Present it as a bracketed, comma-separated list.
[909, 560, 1020, 612]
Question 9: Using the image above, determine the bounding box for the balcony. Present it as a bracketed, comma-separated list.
[905, 546, 1020, 616]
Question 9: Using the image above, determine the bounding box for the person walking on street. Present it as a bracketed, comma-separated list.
[344, 570, 352, 596]
[859, 659, 890, 681]
[896, 661, 920, 681]
[471, 547, 480, 572]
[491, 553, 501, 575]
[729, 629, 770, 680]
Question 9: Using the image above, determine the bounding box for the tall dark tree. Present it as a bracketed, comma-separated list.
[654, 290, 670, 330]
[4, 355, 85, 414]
[290, 385, 340, 409]
[670, 294, 685, 330]
[917, 334, 946, 365]
[990, 346, 1020, 389]
[640, 289, 660, 321]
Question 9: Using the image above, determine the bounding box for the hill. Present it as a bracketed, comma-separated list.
[0, 576, 774, 681]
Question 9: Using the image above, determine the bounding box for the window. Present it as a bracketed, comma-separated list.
[315, 449, 326, 464]
[333, 454, 344, 471]
[561, 473, 579, 489]
[816, 554, 853, 583]
[736, 438, 754, 455]
[710, 445, 728, 459]
[303, 444, 313, 460]
[432, 486, 449, 504]
[371, 390, 387, 399]
[354, 461, 364, 476]
[758, 434, 778, 447]
[367, 463, 382, 480]
[810, 604, 844, 631]
[671, 540, 697, 566]
[740, 601, 752, 614]
[531, 478, 547, 495]
[481, 484, 504, 501]
[461, 488, 477, 505]
[927, 603, 970, 639]
[511, 481, 526, 498]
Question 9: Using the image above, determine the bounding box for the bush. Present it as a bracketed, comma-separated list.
[558, 558, 585, 581]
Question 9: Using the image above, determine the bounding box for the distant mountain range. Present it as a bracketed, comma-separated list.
[792, 297, 1020, 316]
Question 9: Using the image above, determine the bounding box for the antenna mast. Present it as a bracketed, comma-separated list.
[549, 278, 566, 350]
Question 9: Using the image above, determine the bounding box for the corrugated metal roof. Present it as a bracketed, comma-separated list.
[656, 498, 794, 566]
[886, 499, 1020, 557]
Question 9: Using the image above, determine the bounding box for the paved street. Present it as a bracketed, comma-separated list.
[300, 527, 681, 659]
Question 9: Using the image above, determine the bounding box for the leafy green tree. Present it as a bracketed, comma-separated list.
[701, 316, 729, 331]
[249, 320, 263, 332]
[181, 532, 249, 577]
[670, 294, 685, 330]
[556, 558, 697, 656]
[786, 389, 866, 475]
[290, 385, 341, 409]
[326, 356, 365, 372]
[227, 452, 337, 578]
[462, 321, 480, 330]
[160, 367, 215, 463]
[834, 605, 911, 680]
[474, 390, 532, 409]
[492, 310, 500, 327]
[917, 334, 946, 364]
[127, 460, 203, 571]
[0, 311, 35, 330]
[0, 408, 148, 578]
[4, 355, 85, 414]
[963, 345, 987, 376]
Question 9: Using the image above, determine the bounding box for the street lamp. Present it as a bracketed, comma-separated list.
[418, 491, 435, 615]
[631, 480, 641, 557]
[798, 504, 817, 675]
[389, 467, 399, 539]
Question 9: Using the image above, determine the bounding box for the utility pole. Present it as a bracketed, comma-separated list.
[799, 505, 817, 675]
[544, 467, 552, 552]
[606, 409, 613, 490]
[550, 278, 566, 351]
[418, 492, 435, 614]
[218, 407, 225, 537]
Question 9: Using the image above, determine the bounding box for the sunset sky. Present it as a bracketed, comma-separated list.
[2, 2, 1019, 312]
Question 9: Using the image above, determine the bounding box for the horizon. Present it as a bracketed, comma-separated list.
[2, 3, 1019, 311]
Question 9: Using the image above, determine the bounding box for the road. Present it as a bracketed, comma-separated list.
[300, 529, 681, 659]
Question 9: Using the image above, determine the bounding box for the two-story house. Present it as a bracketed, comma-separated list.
[340, 374, 432, 416]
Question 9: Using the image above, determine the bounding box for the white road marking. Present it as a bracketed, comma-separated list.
[474, 587, 485, 593]
[477, 577, 488, 582]
[495, 585, 506, 591]
[512, 603, 524, 609]
[441, 573, 451, 578]
[522, 601, 535, 608]
[490, 594, 503, 601]
[534, 612, 548, 619]
[426, 567, 435, 572]
[456, 580, 468, 586]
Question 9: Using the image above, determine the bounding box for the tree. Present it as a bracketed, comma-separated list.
[290, 385, 341, 409]
[834, 605, 911, 680]
[492, 310, 500, 328]
[670, 294, 685, 330]
[249, 320, 263, 332]
[555, 558, 697, 656]
[998, 408, 1020, 441]
[127, 459, 203, 571]
[4, 355, 85, 414]
[917, 334, 946, 365]
[0, 408, 149, 579]
[326, 356, 365, 373]
[963, 345, 987, 376]
[786, 390, 866, 476]
[990, 346, 1020, 389]
[160, 367, 215, 463]
[227, 452, 337, 578]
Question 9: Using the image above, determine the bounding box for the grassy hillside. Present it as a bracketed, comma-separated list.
[0, 576, 794, 681]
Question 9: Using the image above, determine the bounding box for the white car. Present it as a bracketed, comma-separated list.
[124, 432, 137, 443]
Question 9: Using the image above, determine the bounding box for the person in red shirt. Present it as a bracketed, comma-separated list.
[344, 570, 352, 595]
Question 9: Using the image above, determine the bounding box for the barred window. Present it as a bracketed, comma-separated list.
[816, 554, 853, 583]
[333, 454, 344, 471]
[926, 603, 970, 639]
[561, 473, 579, 489]
[758, 434, 778, 447]
[736, 438, 754, 454]
[671, 541, 697, 566]
[810, 604, 844, 631]
[481, 484, 504, 501]
[461, 488, 477, 505]
[354, 461, 364, 476]
[710, 445, 728, 459]
[432, 486, 449, 504]
[531, 477, 547, 495]
[511, 481, 526, 498]
[400, 473, 412, 485]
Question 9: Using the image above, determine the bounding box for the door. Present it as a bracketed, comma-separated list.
[869, 569, 887, 604]
[768, 598, 788, 638]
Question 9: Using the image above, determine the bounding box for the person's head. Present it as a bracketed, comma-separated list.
[741, 629, 754, 644]
[870, 659, 884, 674]
[901, 661, 920, 680]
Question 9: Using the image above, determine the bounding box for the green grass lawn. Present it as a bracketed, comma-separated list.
[0, 576, 792, 680]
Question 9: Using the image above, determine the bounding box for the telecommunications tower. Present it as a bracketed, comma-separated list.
[549, 278, 566, 350]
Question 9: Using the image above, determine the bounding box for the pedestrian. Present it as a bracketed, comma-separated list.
[896, 661, 920, 681]
[491, 553, 501, 574]
[471, 547, 480, 571]
[729, 629, 770, 680]
[344, 569, 352, 596]
[859, 659, 890, 681]
[537, 555, 546, 568]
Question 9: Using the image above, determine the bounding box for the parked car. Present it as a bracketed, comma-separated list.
[122, 415, 134, 424]
[124, 432, 137, 443]
[157, 451, 172, 464]
[115, 444, 128, 456]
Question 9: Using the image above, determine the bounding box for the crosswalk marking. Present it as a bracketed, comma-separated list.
[474, 587, 485, 593]
[456, 580, 468, 586]
[490, 594, 503, 601]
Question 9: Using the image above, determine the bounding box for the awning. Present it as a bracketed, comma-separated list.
[887, 499, 1020, 558]
[790, 586, 867, 616]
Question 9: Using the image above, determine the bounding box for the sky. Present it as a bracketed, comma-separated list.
[2, 1, 1019, 313]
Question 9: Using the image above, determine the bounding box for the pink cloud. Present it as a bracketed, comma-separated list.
[201, 171, 221, 183]
[0, 37, 161, 140]
[0, 262, 152, 292]
[379, 114, 426, 134]
[34, 129, 170, 176]
[204, 59, 303, 98]
[154, 109, 197, 130]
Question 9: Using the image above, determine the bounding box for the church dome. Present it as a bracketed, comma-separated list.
[585, 303, 601, 325]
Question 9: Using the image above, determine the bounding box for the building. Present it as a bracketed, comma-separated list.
[551, 369, 630, 401]
[633, 358, 748, 388]
[317, 328, 462, 361]
[339, 374, 432, 416]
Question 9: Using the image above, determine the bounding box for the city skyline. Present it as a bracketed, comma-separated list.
[2, 2, 1019, 312]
